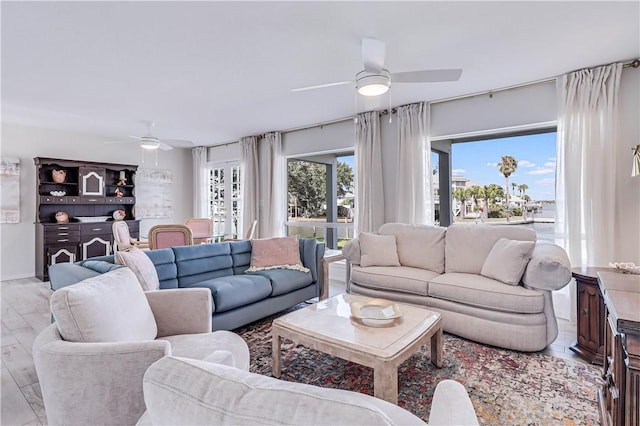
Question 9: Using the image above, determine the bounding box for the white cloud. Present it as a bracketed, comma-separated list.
[487, 162, 498, 167]
[536, 178, 555, 185]
[518, 160, 536, 168]
[527, 168, 554, 175]
[544, 161, 556, 168]
[452, 168, 467, 174]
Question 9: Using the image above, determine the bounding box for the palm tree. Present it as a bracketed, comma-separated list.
[511, 182, 518, 196]
[497, 156, 518, 222]
[452, 188, 470, 218]
[483, 184, 504, 214]
[518, 184, 529, 198]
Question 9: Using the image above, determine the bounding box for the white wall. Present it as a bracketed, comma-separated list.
[0, 123, 193, 280]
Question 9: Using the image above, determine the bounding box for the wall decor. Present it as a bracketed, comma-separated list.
[0, 157, 20, 223]
[136, 168, 173, 218]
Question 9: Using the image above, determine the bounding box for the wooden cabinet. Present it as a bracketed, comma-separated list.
[34, 158, 140, 281]
[570, 267, 609, 364]
[598, 271, 640, 426]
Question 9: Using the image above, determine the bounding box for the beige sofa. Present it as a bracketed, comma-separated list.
[342, 223, 572, 352]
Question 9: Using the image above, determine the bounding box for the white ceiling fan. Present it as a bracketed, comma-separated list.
[292, 38, 463, 96]
[105, 120, 194, 151]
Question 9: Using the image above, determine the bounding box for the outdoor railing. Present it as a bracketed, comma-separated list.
[285, 220, 354, 250]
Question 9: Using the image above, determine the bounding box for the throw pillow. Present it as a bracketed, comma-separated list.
[481, 238, 536, 286]
[115, 246, 160, 291]
[50, 267, 158, 342]
[359, 233, 401, 267]
[246, 236, 310, 273]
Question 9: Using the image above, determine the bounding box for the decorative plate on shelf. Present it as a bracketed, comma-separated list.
[75, 216, 110, 223]
[50, 191, 66, 196]
[609, 262, 640, 275]
[350, 298, 402, 326]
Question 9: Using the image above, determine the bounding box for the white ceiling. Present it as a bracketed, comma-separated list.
[2, 1, 639, 148]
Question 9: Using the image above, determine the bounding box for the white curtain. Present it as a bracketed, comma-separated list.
[240, 136, 259, 238]
[555, 63, 622, 267]
[192, 146, 209, 218]
[355, 111, 384, 234]
[258, 132, 285, 237]
[395, 102, 433, 224]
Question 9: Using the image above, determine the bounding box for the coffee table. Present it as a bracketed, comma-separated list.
[271, 293, 442, 404]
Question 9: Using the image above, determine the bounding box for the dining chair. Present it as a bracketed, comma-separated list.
[112, 221, 149, 251]
[184, 218, 213, 244]
[149, 224, 194, 250]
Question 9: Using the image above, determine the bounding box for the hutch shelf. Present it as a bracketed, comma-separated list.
[34, 157, 141, 281]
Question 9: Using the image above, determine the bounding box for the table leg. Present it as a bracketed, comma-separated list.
[431, 325, 443, 368]
[373, 365, 398, 404]
[272, 332, 282, 378]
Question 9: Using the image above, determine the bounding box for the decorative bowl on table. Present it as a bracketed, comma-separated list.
[609, 262, 640, 275]
[350, 298, 403, 326]
[75, 216, 110, 223]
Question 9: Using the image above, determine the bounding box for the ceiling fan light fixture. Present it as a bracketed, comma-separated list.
[140, 140, 160, 150]
[356, 69, 391, 96]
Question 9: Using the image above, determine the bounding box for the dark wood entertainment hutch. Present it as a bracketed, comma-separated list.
[34, 157, 140, 281]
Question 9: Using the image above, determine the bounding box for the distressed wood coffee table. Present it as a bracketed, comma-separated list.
[271, 293, 442, 404]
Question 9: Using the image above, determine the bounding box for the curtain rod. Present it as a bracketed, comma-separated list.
[210, 58, 639, 146]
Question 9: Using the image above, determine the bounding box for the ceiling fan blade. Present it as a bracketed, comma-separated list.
[161, 139, 196, 148]
[291, 80, 352, 92]
[158, 143, 174, 151]
[129, 135, 143, 140]
[391, 69, 463, 83]
[362, 38, 386, 72]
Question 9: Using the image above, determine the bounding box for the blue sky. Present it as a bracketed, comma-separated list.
[449, 132, 557, 201]
[337, 132, 556, 201]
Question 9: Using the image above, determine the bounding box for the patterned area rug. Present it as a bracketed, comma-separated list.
[235, 307, 601, 425]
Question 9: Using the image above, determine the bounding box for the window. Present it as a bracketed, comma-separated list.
[286, 153, 354, 249]
[208, 162, 241, 240]
[443, 130, 557, 242]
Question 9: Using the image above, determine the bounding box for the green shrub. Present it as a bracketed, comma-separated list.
[511, 207, 523, 217]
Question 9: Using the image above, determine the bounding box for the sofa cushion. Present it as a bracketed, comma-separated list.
[247, 236, 310, 273]
[247, 269, 313, 296]
[350, 266, 440, 296]
[173, 244, 235, 287]
[115, 247, 161, 291]
[142, 357, 424, 426]
[481, 238, 535, 285]
[50, 268, 158, 342]
[379, 223, 446, 273]
[359, 233, 401, 267]
[428, 272, 544, 314]
[183, 275, 272, 313]
[445, 224, 536, 274]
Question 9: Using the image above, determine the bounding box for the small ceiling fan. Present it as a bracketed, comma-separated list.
[291, 38, 463, 96]
[105, 120, 193, 151]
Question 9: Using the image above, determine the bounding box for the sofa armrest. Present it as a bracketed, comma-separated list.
[428, 379, 479, 425]
[145, 288, 212, 337]
[34, 323, 170, 426]
[522, 242, 572, 291]
[342, 237, 361, 266]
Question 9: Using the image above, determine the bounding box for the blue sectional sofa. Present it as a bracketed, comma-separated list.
[48, 239, 325, 331]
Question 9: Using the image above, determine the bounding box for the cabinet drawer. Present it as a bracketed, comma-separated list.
[106, 197, 135, 204]
[81, 223, 112, 236]
[40, 195, 67, 204]
[44, 224, 80, 233]
[80, 196, 106, 204]
[45, 234, 80, 244]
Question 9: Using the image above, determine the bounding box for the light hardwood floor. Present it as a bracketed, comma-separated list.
[1, 276, 584, 426]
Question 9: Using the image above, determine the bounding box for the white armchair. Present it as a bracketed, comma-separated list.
[33, 267, 249, 426]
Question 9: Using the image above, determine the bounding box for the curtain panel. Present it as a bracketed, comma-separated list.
[355, 111, 384, 234]
[395, 102, 433, 225]
[258, 132, 285, 238]
[555, 63, 622, 266]
[192, 147, 209, 218]
[240, 136, 259, 238]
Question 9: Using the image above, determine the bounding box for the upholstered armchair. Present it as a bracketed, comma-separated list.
[33, 268, 249, 426]
[137, 357, 479, 425]
[112, 221, 149, 251]
[184, 217, 213, 244]
[148, 224, 193, 249]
